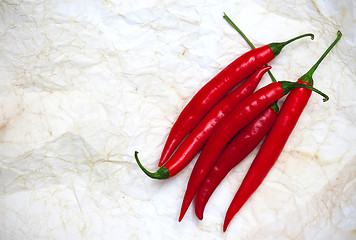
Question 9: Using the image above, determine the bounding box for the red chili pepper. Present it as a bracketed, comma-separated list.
[158, 33, 314, 167]
[194, 105, 278, 220]
[135, 66, 271, 179]
[223, 31, 342, 232]
[178, 81, 328, 221]
[194, 14, 282, 220]
[192, 13, 279, 220]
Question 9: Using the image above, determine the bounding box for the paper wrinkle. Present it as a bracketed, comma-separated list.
[0, 0, 355, 239]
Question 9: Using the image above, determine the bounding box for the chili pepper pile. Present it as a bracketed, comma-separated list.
[134, 13, 342, 232]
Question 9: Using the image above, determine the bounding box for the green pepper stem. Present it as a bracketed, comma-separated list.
[223, 13, 255, 49]
[134, 151, 170, 179]
[223, 12, 277, 83]
[223, 13, 280, 111]
[280, 81, 329, 102]
[270, 102, 280, 113]
[269, 33, 314, 57]
[299, 31, 342, 85]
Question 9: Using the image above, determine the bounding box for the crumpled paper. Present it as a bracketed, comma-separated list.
[0, 0, 355, 239]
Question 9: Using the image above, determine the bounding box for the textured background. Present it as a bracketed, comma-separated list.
[0, 0, 355, 239]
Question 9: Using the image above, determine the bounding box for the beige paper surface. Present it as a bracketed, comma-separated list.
[0, 0, 355, 239]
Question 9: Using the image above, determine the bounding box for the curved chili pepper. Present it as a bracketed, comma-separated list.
[193, 13, 280, 220]
[178, 81, 328, 221]
[223, 31, 342, 232]
[194, 105, 278, 220]
[158, 33, 314, 167]
[194, 14, 281, 220]
[135, 66, 271, 179]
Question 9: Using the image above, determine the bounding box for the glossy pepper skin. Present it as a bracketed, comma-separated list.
[178, 81, 328, 221]
[189, 13, 281, 222]
[194, 105, 278, 220]
[159, 33, 314, 167]
[223, 31, 342, 232]
[135, 66, 271, 179]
